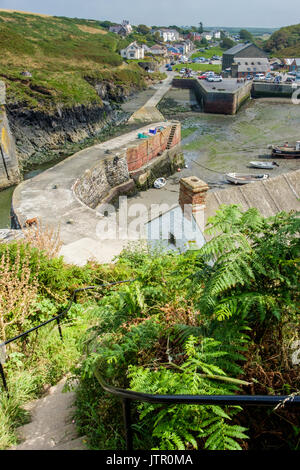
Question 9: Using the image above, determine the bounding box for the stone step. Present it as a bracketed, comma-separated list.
[52, 436, 88, 451]
[11, 377, 87, 451]
[15, 379, 76, 439]
[13, 423, 79, 450]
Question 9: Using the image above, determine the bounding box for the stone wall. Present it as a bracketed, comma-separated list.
[0, 81, 20, 190]
[172, 79, 251, 115]
[251, 82, 298, 98]
[74, 150, 130, 209]
[74, 122, 182, 209]
[126, 123, 180, 171]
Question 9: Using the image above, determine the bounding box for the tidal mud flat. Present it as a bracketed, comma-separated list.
[176, 98, 300, 186]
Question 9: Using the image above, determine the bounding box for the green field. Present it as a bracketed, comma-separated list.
[191, 46, 224, 59]
[0, 10, 151, 110]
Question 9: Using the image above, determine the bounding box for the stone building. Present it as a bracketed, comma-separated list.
[109, 20, 132, 36]
[231, 58, 270, 78]
[222, 42, 269, 71]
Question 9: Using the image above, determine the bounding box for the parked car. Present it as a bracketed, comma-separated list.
[198, 73, 208, 79]
[212, 76, 223, 82]
[285, 77, 295, 83]
[254, 73, 265, 81]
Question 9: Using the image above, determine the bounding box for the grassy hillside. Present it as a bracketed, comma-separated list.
[265, 23, 300, 57]
[0, 10, 153, 110]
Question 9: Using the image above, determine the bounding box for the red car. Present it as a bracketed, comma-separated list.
[198, 74, 207, 79]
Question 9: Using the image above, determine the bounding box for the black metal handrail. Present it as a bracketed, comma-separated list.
[0, 279, 137, 395]
[1, 280, 300, 451]
[94, 368, 300, 450]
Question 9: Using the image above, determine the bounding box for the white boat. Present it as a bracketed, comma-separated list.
[249, 161, 279, 169]
[154, 177, 166, 189]
[225, 173, 269, 185]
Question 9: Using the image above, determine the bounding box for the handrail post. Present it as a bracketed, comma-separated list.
[122, 398, 133, 451]
[0, 362, 9, 396]
[56, 318, 63, 342]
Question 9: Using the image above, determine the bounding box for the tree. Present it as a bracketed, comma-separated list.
[199, 22, 203, 34]
[220, 37, 235, 49]
[137, 24, 150, 35]
[239, 29, 254, 42]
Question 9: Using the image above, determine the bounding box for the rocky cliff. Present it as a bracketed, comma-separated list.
[6, 80, 145, 171]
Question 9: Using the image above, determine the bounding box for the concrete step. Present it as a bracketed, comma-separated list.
[11, 377, 88, 451]
[52, 436, 88, 451]
[13, 423, 79, 450]
[15, 379, 76, 439]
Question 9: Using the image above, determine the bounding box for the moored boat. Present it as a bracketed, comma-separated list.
[271, 141, 300, 159]
[225, 173, 269, 185]
[154, 177, 166, 189]
[249, 161, 279, 169]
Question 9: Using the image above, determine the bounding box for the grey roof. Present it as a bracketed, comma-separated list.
[295, 58, 300, 66]
[223, 42, 254, 56]
[233, 57, 270, 72]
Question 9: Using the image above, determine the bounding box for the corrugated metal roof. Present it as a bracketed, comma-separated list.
[223, 43, 252, 56]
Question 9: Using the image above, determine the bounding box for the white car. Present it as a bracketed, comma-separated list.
[212, 76, 223, 82]
[254, 73, 265, 81]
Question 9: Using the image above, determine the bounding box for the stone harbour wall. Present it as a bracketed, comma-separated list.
[0, 81, 21, 190]
[172, 78, 252, 115]
[74, 121, 182, 209]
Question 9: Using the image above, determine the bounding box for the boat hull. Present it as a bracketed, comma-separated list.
[225, 173, 269, 185]
[249, 161, 277, 169]
[272, 148, 300, 159]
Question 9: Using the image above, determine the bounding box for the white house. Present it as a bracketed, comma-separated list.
[146, 177, 208, 253]
[212, 30, 221, 39]
[120, 42, 145, 60]
[202, 33, 212, 41]
[155, 28, 180, 42]
[149, 44, 168, 56]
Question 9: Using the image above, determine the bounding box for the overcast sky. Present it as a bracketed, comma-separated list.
[0, 0, 299, 28]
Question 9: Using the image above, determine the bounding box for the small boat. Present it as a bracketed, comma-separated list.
[249, 161, 279, 169]
[225, 173, 269, 185]
[270, 141, 300, 159]
[154, 177, 166, 189]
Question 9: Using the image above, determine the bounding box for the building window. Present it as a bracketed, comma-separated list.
[168, 233, 176, 246]
[130, 53, 135, 58]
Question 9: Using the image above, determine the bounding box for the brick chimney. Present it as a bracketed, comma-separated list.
[179, 176, 209, 232]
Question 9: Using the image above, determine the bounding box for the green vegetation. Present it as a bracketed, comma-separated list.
[191, 46, 223, 60]
[0, 11, 155, 110]
[265, 23, 300, 57]
[74, 206, 299, 450]
[0, 204, 299, 450]
[239, 29, 254, 42]
[2, 205, 295, 450]
[220, 37, 236, 50]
